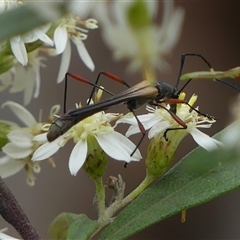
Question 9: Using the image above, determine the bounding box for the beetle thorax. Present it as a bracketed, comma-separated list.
[155, 82, 179, 101]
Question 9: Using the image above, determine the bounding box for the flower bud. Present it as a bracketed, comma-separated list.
[146, 129, 186, 179]
[83, 136, 108, 180]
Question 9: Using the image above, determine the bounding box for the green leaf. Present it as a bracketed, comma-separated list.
[0, 3, 67, 42]
[67, 214, 99, 240]
[100, 122, 240, 240]
[49, 212, 80, 240]
[0, 122, 12, 151]
[49, 213, 99, 240]
[180, 66, 240, 80]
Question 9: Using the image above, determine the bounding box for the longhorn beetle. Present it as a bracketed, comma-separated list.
[47, 54, 239, 156]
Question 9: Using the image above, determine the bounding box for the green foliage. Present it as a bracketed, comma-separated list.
[0, 3, 66, 74]
[181, 66, 240, 80]
[49, 213, 99, 240]
[0, 122, 11, 151]
[98, 122, 240, 239]
[0, 3, 66, 42]
[67, 215, 99, 240]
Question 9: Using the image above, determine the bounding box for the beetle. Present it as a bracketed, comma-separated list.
[47, 54, 237, 155]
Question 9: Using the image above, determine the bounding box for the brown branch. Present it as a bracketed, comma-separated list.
[0, 176, 40, 240]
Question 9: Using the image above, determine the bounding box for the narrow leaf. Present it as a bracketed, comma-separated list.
[100, 122, 240, 240]
[180, 66, 240, 80]
[49, 212, 80, 240]
[67, 214, 99, 240]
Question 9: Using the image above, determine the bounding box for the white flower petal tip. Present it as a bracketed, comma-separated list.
[35, 29, 54, 46]
[73, 37, 95, 71]
[190, 128, 223, 152]
[10, 36, 28, 66]
[2, 101, 36, 126]
[32, 140, 60, 161]
[3, 143, 32, 159]
[54, 26, 68, 54]
[33, 133, 48, 142]
[96, 131, 142, 162]
[0, 155, 25, 178]
[56, 39, 71, 83]
[69, 140, 87, 176]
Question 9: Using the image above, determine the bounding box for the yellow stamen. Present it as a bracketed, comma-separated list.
[95, 88, 103, 103]
[188, 94, 198, 107]
[179, 92, 186, 101]
[181, 209, 187, 223]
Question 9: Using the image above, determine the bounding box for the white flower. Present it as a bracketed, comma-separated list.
[32, 109, 142, 176]
[53, 15, 97, 83]
[96, 1, 184, 72]
[11, 24, 53, 66]
[1, 101, 59, 185]
[0, 50, 45, 105]
[0, 49, 46, 105]
[0, 1, 53, 66]
[0, 155, 25, 179]
[118, 93, 222, 152]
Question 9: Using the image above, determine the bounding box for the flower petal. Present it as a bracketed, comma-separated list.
[72, 36, 95, 71]
[0, 155, 25, 178]
[9, 64, 27, 92]
[32, 63, 41, 99]
[117, 113, 156, 137]
[190, 128, 223, 151]
[7, 129, 33, 147]
[56, 39, 71, 83]
[32, 140, 60, 161]
[3, 143, 32, 159]
[0, 120, 19, 128]
[10, 36, 28, 66]
[33, 133, 48, 142]
[33, 28, 53, 46]
[2, 101, 37, 126]
[23, 64, 36, 105]
[69, 139, 87, 176]
[148, 120, 171, 139]
[54, 25, 68, 54]
[23, 23, 52, 42]
[0, 71, 13, 91]
[95, 131, 142, 162]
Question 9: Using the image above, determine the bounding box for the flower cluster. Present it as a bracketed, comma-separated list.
[117, 93, 222, 177]
[32, 103, 142, 176]
[122, 93, 221, 152]
[0, 0, 98, 105]
[0, 1, 231, 239]
[0, 0, 222, 184]
[95, 1, 184, 75]
[0, 101, 59, 186]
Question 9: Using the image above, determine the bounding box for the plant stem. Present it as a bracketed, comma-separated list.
[94, 177, 105, 218]
[0, 177, 40, 240]
[91, 173, 156, 238]
[105, 173, 155, 217]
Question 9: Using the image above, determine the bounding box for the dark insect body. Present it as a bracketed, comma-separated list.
[47, 54, 238, 155]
